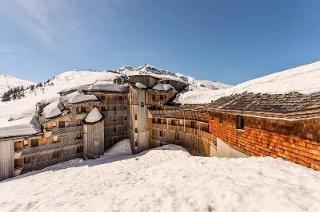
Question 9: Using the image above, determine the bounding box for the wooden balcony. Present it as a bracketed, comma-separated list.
[18, 139, 83, 158]
[21, 152, 83, 174]
[51, 125, 83, 135]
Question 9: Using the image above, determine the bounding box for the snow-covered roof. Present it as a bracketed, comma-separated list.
[42, 99, 64, 119]
[85, 82, 128, 93]
[41, 91, 100, 119]
[84, 108, 103, 123]
[67, 91, 98, 104]
[152, 83, 175, 91]
[0, 115, 41, 139]
[59, 82, 128, 95]
[135, 82, 147, 89]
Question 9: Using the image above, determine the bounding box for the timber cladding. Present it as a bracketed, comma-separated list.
[209, 111, 320, 170]
[150, 116, 213, 156]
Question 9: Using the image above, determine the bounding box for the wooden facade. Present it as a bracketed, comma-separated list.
[91, 92, 128, 150]
[83, 121, 104, 159]
[209, 111, 320, 170]
[128, 84, 150, 153]
[0, 140, 14, 181]
[149, 108, 214, 156]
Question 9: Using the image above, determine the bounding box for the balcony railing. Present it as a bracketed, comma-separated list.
[18, 140, 83, 158]
[21, 152, 83, 174]
[51, 125, 83, 135]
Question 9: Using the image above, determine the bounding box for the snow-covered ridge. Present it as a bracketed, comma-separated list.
[0, 73, 34, 96]
[176, 61, 320, 104]
[230, 61, 320, 95]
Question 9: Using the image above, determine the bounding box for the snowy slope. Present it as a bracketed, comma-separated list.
[230, 61, 320, 95]
[176, 61, 320, 104]
[0, 139, 319, 212]
[0, 73, 34, 96]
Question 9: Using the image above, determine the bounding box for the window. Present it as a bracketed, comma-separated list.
[81, 107, 86, 113]
[53, 136, 59, 143]
[124, 106, 127, 110]
[31, 139, 39, 147]
[24, 157, 31, 164]
[119, 96, 123, 100]
[14, 141, 22, 151]
[219, 113, 223, 123]
[135, 114, 137, 121]
[101, 95, 105, 100]
[124, 116, 127, 121]
[175, 132, 179, 140]
[114, 127, 116, 132]
[141, 102, 144, 107]
[157, 118, 161, 124]
[58, 121, 65, 128]
[52, 151, 61, 159]
[135, 128, 138, 133]
[152, 94, 156, 101]
[134, 141, 138, 147]
[23, 140, 28, 147]
[76, 106, 81, 114]
[160, 131, 163, 137]
[179, 120, 184, 126]
[76, 146, 83, 153]
[236, 115, 245, 130]
[76, 132, 83, 140]
[113, 106, 117, 111]
[191, 121, 197, 129]
[101, 106, 106, 111]
[171, 119, 175, 126]
[14, 159, 22, 168]
[160, 95, 164, 100]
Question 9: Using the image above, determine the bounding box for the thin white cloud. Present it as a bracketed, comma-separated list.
[7, 0, 80, 47]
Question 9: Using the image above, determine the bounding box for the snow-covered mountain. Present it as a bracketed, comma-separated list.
[0, 73, 34, 96]
[0, 66, 228, 130]
[117, 64, 231, 90]
[175, 61, 320, 104]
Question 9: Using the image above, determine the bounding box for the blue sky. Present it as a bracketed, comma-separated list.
[0, 0, 320, 85]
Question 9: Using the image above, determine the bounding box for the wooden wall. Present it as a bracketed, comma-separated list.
[209, 111, 320, 170]
[84, 121, 104, 159]
[0, 140, 14, 181]
[150, 116, 213, 156]
[128, 86, 150, 153]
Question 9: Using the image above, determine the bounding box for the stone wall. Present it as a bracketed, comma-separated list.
[209, 111, 320, 170]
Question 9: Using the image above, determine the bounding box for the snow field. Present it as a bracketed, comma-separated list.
[0, 139, 319, 212]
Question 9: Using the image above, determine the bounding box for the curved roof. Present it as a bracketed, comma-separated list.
[84, 108, 103, 124]
[152, 83, 175, 91]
